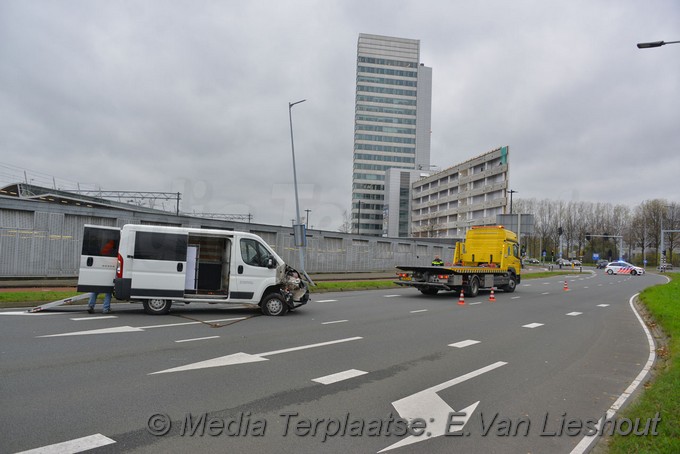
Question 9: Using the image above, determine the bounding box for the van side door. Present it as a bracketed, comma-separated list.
[129, 230, 188, 299]
[77, 225, 120, 293]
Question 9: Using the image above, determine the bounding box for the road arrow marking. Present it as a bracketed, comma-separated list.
[150, 336, 363, 374]
[312, 369, 368, 385]
[379, 361, 507, 452]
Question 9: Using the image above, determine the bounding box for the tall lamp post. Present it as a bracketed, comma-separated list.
[637, 40, 680, 48]
[506, 189, 517, 214]
[288, 99, 313, 284]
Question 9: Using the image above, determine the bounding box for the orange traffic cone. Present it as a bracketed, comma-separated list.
[489, 287, 496, 302]
[458, 289, 465, 305]
[563, 280, 569, 291]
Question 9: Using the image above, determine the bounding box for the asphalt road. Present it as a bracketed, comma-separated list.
[0, 271, 668, 454]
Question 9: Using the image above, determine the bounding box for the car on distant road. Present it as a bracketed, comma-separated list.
[604, 261, 645, 276]
[556, 258, 571, 266]
[596, 259, 609, 269]
[570, 259, 582, 266]
[657, 263, 674, 271]
[525, 258, 540, 264]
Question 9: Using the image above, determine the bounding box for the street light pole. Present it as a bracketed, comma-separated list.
[637, 40, 680, 49]
[507, 189, 517, 214]
[288, 99, 313, 284]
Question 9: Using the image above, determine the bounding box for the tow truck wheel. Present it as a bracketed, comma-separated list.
[262, 293, 289, 316]
[143, 299, 171, 315]
[503, 274, 517, 293]
[420, 288, 439, 295]
[465, 277, 480, 297]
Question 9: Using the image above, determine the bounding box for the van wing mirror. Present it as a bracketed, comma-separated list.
[266, 258, 277, 269]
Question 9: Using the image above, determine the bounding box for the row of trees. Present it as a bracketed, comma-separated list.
[513, 198, 680, 266]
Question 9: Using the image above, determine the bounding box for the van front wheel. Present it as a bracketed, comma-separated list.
[261, 293, 289, 316]
[143, 299, 171, 315]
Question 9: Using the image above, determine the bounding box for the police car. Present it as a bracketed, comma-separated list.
[604, 261, 645, 276]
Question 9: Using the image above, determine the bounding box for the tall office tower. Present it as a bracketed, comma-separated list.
[352, 34, 432, 236]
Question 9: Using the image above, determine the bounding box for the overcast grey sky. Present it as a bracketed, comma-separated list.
[1, 0, 678, 230]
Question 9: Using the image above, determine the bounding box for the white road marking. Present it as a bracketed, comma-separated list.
[312, 369, 368, 385]
[584, 286, 589, 289]
[383, 295, 400, 298]
[523, 323, 544, 328]
[597, 304, 610, 307]
[469, 301, 483, 305]
[409, 309, 428, 313]
[175, 336, 220, 343]
[0, 311, 66, 316]
[39, 326, 144, 337]
[379, 361, 507, 452]
[70, 316, 118, 321]
[570, 293, 656, 454]
[321, 320, 348, 325]
[566, 312, 583, 316]
[15, 433, 116, 453]
[316, 299, 337, 303]
[150, 336, 363, 374]
[541, 292, 550, 295]
[511, 296, 521, 300]
[37, 317, 246, 337]
[449, 339, 480, 348]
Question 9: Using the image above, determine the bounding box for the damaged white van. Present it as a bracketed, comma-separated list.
[77, 224, 309, 315]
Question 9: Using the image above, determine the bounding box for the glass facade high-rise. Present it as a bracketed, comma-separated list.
[352, 34, 432, 236]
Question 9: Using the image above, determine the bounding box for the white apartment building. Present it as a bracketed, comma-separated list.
[411, 146, 510, 238]
[352, 33, 432, 236]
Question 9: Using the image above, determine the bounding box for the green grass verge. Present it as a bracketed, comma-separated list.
[606, 274, 679, 453]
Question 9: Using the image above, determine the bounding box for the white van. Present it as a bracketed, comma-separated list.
[77, 224, 309, 315]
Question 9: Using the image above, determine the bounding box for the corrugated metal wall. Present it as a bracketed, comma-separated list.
[0, 201, 456, 277]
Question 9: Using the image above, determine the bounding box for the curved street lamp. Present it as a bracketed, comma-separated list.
[637, 40, 680, 49]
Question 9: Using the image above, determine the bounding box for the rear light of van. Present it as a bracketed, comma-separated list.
[116, 253, 124, 278]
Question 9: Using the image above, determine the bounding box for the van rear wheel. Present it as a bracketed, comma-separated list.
[143, 299, 171, 315]
[261, 293, 289, 316]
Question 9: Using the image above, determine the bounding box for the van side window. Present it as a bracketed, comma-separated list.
[240, 238, 272, 267]
[135, 232, 188, 261]
[82, 228, 120, 257]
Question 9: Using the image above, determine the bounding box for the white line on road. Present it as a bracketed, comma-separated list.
[469, 301, 483, 305]
[37, 317, 247, 337]
[597, 304, 610, 307]
[0, 311, 66, 316]
[312, 369, 368, 385]
[511, 296, 521, 300]
[175, 336, 220, 343]
[70, 316, 118, 321]
[566, 312, 583, 316]
[449, 339, 480, 348]
[541, 292, 550, 295]
[409, 309, 428, 313]
[321, 320, 348, 325]
[15, 433, 116, 454]
[522, 323, 544, 328]
[316, 299, 338, 303]
[150, 336, 364, 374]
[383, 295, 400, 298]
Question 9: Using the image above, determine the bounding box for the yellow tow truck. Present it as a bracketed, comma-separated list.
[395, 226, 522, 296]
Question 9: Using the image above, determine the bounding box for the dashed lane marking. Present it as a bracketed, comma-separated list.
[312, 369, 368, 385]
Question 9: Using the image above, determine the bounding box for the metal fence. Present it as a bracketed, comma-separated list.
[0, 197, 456, 278]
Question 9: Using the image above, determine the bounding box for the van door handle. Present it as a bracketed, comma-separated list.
[177, 263, 184, 272]
[238, 265, 243, 274]
[86, 257, 93, 267]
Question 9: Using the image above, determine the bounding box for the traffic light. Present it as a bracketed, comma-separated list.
[586, 233, 591, 241]
[558, 227, 563, 236]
